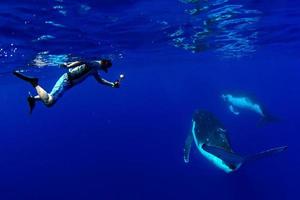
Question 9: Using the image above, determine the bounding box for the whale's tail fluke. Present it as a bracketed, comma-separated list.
[202, 144, 287, 172]
[245, 146, 288, 163]
[260, 113, 279, 125]
[259, 107, 280, 125]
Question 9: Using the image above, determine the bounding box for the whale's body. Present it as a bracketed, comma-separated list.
[184, 110, 287, 173]
[190, 113, 236, 172]
[222, 94, 264, 117]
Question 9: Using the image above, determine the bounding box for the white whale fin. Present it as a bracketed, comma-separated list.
[229, 105, 240, 115]
[184, 133, 193, 163]
[202, 144, 244, 170]
[203, 144, 288, 171]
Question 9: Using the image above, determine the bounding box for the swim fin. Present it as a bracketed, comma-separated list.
[13, 71, 38, 87]
[27, 93, 36, 114]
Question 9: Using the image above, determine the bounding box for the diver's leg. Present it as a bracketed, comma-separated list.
[48, 73, 71, 105]
[34, 85, 53, 105]
[26, 85, 54, 113]
[34, 73, 70, 107]
[34, 95, 41, 101]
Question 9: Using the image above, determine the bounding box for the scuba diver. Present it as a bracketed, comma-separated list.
[13, 59, 124, 113]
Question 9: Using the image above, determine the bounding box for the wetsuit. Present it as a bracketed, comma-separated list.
[50, 61, 100, 102]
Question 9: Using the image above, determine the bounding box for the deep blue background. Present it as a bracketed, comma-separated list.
[0, 0, 298, 199]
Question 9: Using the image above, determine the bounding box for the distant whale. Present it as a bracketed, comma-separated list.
[221, 94, 276, 122]
[184, 110, 287, 173]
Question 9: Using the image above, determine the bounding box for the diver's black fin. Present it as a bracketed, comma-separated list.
[13, 71, 38, 87]
[27, 94, 36, 114]
[202, 144, 244, 170]
[245, 146, 288, 163]
[184, 133, 193, 163]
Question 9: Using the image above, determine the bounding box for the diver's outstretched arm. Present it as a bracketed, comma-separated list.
[93, 73, 119, 88]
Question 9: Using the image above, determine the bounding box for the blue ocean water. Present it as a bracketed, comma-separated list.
[0, 0, 298, 199]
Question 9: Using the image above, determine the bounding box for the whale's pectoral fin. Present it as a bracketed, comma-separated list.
[184, 133, 193, 163]
[245, 146, 288, 163]
[203, 144, 288, 170]
[202, 144, 244, 170]
[229, 105, 240, 115]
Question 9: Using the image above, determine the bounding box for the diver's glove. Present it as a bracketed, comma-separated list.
[113, 80, 120, 88]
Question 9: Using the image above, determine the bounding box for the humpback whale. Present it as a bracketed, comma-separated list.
[221, 94, 276, 122]
[222, 94, 264, 116]
[184, 110, 287, 173]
